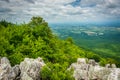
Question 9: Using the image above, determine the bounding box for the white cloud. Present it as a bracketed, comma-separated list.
[43, 0, 75, 4]
[0, 0, 120, 23]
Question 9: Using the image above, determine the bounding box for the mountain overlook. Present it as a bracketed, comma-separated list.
[0, 17, 120, 80]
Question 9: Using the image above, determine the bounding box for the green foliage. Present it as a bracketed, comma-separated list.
[0, 20, 12, 28]
[29, 16, 43, 26]
[66, 37, 74, 44]
[9, 52, 24, 66]
[0, 16, 119, 79]
[99, 58, 108, 66]
[41, 63, 74, 80]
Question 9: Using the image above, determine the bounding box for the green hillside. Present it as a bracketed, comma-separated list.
[0, 17, 119, 80]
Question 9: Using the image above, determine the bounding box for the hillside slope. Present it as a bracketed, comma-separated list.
[0, 16, 119, 79]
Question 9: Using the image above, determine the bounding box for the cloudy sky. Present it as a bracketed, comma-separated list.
[0, 0, 120, 23]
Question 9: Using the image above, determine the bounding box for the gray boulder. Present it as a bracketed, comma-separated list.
[77, 58, 86, 64]
[12, 65, 20, 80]
[20, 57, 45, 80]
[0, 57, 45, 80]
[69, 58, 120, 80]
[0, 57, 19, 80]
[1, 57, 10, 65]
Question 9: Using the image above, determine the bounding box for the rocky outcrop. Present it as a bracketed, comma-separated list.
[69, 58, 120, 80]
[0, 57, 19, 80]
[20, 57, 45, 80]
[0, 57, 45, 80]
[0, 57, 120, 80]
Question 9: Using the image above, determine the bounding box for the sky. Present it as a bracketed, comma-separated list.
[0, 0, 120, 24]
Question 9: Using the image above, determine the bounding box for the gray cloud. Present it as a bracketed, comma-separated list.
[105, 0, 120, 8]
[0, 8, 11, 13]
[0, 0, 10, 3]
[24, 0, 35, 4]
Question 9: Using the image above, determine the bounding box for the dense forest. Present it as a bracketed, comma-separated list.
[0, 16, 119, 79]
